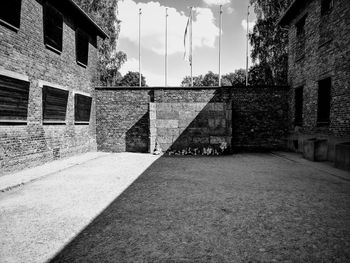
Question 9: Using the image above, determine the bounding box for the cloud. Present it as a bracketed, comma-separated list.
[241, 19, 256, 32]
[226, 7, 234, 14]
[120, 57, 180, 86]
[118, 0, 219, 55]
[203, 0, 231, 6]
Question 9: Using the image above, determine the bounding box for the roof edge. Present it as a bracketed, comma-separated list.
[278, 0, 301, 26]
[67, 0, 109, 39]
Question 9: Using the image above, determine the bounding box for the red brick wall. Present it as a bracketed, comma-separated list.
[286, 0, 350, 160]
[0, 0, 99, 175]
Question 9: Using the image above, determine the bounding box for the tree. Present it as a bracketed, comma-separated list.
[249, 0, 293, 85]
[73, 0, 127, 85]
[248, 63, 274, 86]
[222, 69, 246, 86]
[118, 71, 146, 87]
[181, 75, 204, 87]
[202, 71, 219, 87]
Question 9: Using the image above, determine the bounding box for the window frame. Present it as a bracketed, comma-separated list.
[0, 70, 30, 125]
[75, 28, 89, 67]
[321, 0, 334, 16]
[317, 77, 332, 126]
[42, 85, 69, 125]
[294, 86, 304, 126]
[74, 93, 92, 125]
[295, 15, 307, 61]
[0, 0, 22, 31]
[43, 3, 63, 54]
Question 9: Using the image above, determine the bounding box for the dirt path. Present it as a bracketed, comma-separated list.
[47, 154, 350, 262]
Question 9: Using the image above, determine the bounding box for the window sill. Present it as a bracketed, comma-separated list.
[77, 61, 88, 68]
[316, 121, 330, 127]
[0, 120, 27, 125]
[295, 54, 305, 63]
[319, 38, 332, 49]
[0, 19, 19, 32]
[45, 44, 62, 55]
[75, 121, 89, 125]
[43, 120, 66, 125]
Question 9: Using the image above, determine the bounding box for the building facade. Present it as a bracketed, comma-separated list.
[0, 0, 107, 174]
[279, 0, 350, 162]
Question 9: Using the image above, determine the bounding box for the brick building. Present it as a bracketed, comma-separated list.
[0, 0, 108, 174]
[279, 0, 350, 163]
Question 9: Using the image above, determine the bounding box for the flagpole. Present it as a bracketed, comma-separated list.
[219, 5, 223, 87]
[165, 8, 168, 87]
[139, 8, 142, 87]
[246, 5, 249, 87]
[190, 7, 193, 87]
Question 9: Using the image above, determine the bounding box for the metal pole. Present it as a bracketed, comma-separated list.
[219, 5, 223, 87]
[165, 8, 168, 87]
[190, 7, 193, 87]
[139, 8, 142, 87]
[246, 5, 249, 87]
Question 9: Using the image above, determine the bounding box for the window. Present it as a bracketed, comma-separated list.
[43, 3, 63, 53]
[321, 0, 333, 15]
[296, 16, 306, 37]
[76, 29, 89, 67]
[294, 86, 303, 126]
[42, 86, 68, 124]
[75, 94, 92, 124]
[317, 78, 331, 126]
[0, 0, 22, 30]
[295, 15, 306, 61]
[0, 74, 29, 123]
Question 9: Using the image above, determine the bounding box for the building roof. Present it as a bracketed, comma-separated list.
[50, 0, 109, 39]
[278, 0, 309, 26]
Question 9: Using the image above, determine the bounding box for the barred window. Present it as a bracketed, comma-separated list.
[76, 29, 89, 67]
[0, 0, 22, 30]
[42, 86, 68, 123]
[0, 74, 29, 123]
[75, 94, 92, 124]
[43, 3, 63, 53]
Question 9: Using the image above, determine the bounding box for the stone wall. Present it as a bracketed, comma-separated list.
[0, 0, 100, 175]
[95, 86, 289, 154]
[286, 0, 350, 161]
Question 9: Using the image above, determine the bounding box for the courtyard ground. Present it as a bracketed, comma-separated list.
[0, 152, 349, 262]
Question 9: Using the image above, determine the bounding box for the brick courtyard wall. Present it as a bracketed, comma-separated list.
[286, 0, 350, 161]
[0, 0, 99, 175]
[95, 86, 289, 154]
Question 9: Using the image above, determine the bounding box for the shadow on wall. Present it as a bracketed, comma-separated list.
[150, 89, 232, 156]
[125, 112, 150, 153]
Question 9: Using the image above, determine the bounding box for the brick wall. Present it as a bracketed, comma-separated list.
[0, 0, 99, 175]
[96, 86, 289, 154]
[286, 0, 350, 160]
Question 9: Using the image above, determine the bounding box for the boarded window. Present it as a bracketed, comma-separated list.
[76, 29, 89, 67]
[75, 94, 92, 123]
[43, 3, 63, 53]
[321, 0, 333, 15]
[42, 86, 68, 123]
[0, 0, 22, 30]
[0, 74, 29, 123]
[294, 86, 303, 126]
[295, 15, 306, 61]
[317, 78, 331, 126]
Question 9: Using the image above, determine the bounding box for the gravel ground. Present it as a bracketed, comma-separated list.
[49, 154, 350, 263]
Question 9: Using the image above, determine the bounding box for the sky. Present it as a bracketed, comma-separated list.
[117, 0, 256, 86]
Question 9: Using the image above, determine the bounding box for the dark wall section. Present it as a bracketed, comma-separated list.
[95, 86, 289, 154]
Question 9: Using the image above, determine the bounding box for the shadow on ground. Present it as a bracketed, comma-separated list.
[49, 154, 350, 262]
